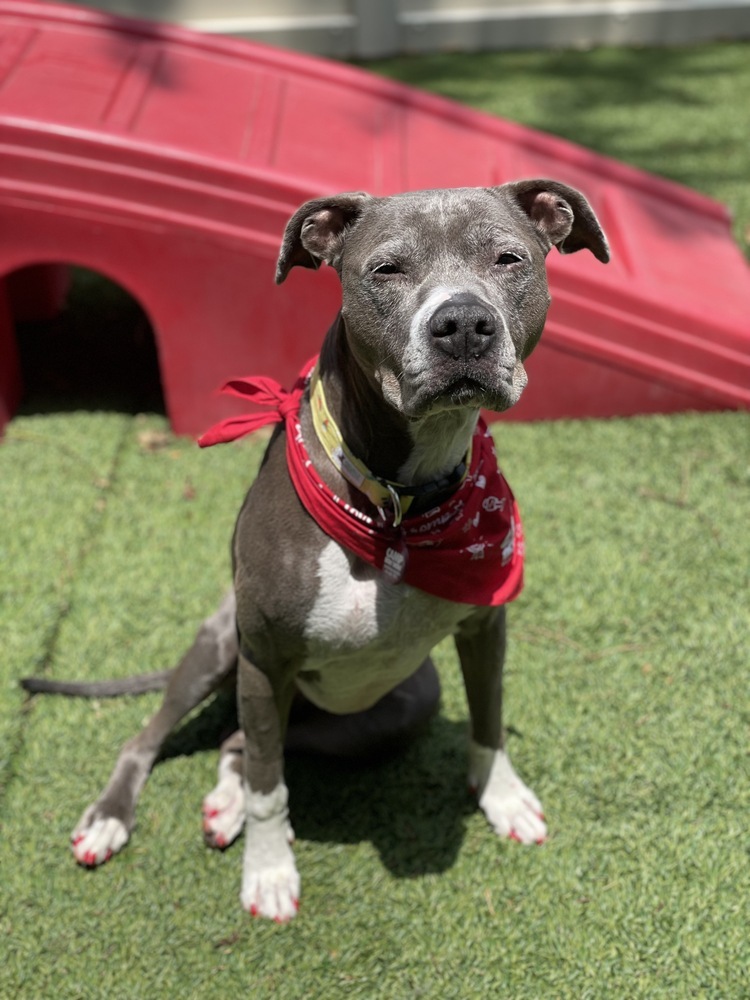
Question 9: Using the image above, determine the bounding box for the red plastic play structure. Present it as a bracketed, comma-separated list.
[1, 0, 748, 436]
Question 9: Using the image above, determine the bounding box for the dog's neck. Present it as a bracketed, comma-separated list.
[302, 315, 479, 515]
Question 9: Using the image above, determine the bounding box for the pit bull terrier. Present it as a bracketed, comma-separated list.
[23, 180, 608, 921]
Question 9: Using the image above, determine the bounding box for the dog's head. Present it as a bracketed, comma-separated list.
[276, 181, 609, 419]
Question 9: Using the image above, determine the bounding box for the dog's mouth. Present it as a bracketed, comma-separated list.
[443, 376, 490, 406]
[409, 366, 518, 417]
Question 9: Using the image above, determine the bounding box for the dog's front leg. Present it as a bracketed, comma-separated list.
[455, 606, 547, 845]
[237, 650, 300, 921]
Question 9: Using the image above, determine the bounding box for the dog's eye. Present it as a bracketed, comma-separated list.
[495, 252, 523, 267]
[372, 262, 403, 276]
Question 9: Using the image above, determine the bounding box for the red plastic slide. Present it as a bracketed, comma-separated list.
[1, 0, 748, 435]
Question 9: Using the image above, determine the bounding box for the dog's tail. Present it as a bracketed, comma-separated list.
[19, 670, 173, 698]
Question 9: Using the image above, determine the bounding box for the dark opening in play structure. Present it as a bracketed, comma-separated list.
[13, 266, 165, 418]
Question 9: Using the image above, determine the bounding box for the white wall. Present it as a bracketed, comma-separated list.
[75, 0, 750, 57]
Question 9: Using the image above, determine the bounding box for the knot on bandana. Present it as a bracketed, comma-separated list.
[197, 360, 316, 448]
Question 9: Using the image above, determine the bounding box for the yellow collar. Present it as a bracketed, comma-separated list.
[309, 364, 469, 526]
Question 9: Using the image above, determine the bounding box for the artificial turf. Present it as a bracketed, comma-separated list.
[1, 39, 749, 1000]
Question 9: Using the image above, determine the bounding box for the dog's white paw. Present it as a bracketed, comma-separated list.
[71, 814, 129, 867]
[202, 757, 246, 849]
[241, 848, 300, 923]
[469, 744, 547, 845]
[241, 782, 300, 922]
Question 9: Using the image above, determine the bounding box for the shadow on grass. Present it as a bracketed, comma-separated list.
[158, 690, 473, 878]
[285, 716, 474, 878]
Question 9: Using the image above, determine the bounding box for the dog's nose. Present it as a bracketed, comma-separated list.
[428, 294, 497, 360]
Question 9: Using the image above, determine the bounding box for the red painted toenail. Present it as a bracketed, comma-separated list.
[215, 833, 226, 848]
[509, 830, 522, 843]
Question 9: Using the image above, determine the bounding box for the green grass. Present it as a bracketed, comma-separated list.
[1, 38, 750, 1000]
[2, 410, 748, 998]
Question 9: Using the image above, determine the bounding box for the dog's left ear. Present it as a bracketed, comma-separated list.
[276, 192, 373, 284]
[503, 179, 610, 263]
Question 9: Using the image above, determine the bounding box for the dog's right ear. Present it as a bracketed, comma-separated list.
[275, 192, 373, 284]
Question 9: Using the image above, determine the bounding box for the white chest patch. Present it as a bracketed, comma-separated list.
[300, 540, 469, 714]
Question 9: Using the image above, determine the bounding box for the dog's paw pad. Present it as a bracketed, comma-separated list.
[477, 750, 547, 845]
[241, 863, 301, 923]
[71, 817, 128, 866]
[202, 770, 246, 850]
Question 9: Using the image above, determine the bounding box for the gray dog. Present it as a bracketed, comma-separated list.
[23, 180, 608, 921]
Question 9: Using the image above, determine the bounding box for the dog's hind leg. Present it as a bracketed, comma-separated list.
[202, 728, 246, 850]
[71, 591, 238, 867]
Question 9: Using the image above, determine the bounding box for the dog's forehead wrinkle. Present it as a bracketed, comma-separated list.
[467, 216, 531, 249]
[370, 188, 498, 234]
[363, 232, 420, 264]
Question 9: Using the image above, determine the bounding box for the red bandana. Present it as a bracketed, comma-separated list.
[199, 359, 524, 607]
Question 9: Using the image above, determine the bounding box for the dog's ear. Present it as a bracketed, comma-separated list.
[503, 179, 610, 263]
[275, 192, 373, 284]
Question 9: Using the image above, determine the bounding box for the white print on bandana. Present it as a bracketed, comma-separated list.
[482, 495, 507, 513]
[467, 542, 487, 560]
[416, 500, 464, 534]
[383, 546, 407, 583]
[501, 521, 516, 565]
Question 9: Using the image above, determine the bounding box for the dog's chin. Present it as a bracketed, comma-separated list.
[403, 372, 522, 419]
